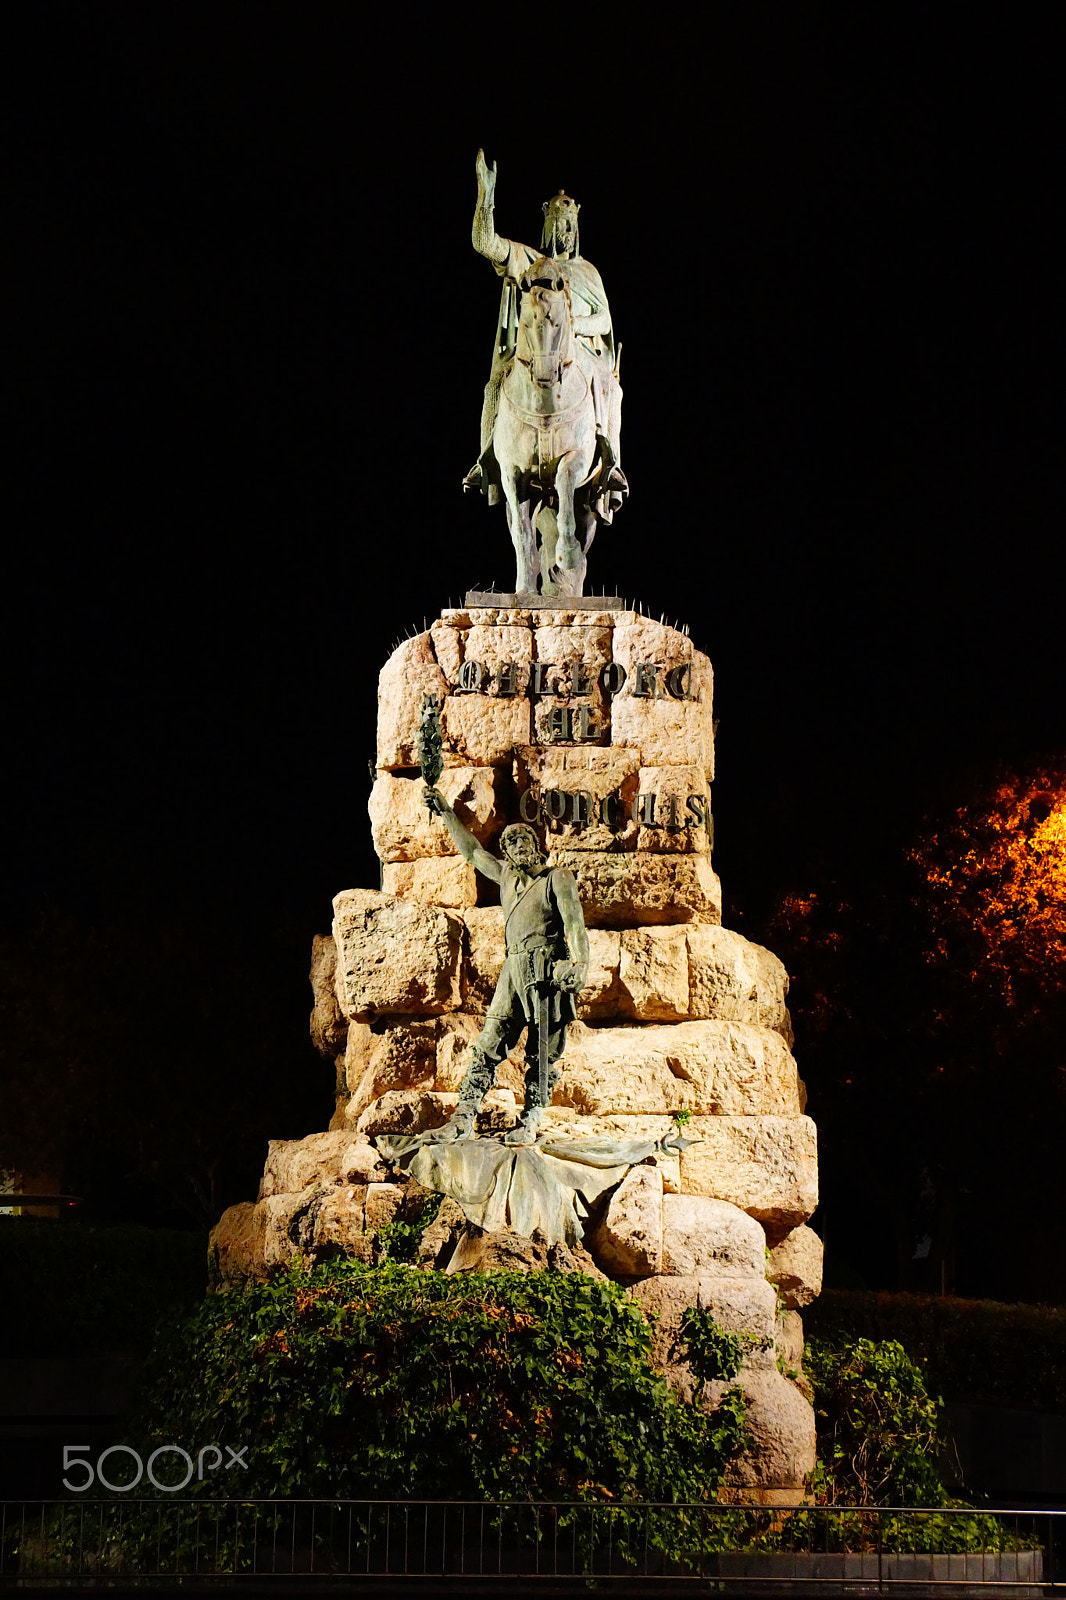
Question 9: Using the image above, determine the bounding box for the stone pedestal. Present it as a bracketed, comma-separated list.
[211, 602, 821, 1500]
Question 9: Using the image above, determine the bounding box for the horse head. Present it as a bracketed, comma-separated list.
[515, 257, 574, 387]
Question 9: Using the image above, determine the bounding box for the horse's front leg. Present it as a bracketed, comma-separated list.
[500, 464, 537, 595]
[553, 449, 590, 575]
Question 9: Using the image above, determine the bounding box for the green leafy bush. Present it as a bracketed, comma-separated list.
[793, 1335, 1017, 1554]
[132, 1258, 748, 1504]
[805, 1289, 1066, 1412]
[805, 1336, 953, 1506]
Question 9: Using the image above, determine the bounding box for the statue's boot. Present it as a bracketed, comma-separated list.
[429, 1103, 477, 1143]
[503, 1105, 544, 1147]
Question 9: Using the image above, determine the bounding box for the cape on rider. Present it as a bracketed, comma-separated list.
[424, 788, 589, 1146]
[463, 149, 627, 512]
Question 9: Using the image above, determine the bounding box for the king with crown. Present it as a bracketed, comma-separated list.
[462, 149, 627, 514]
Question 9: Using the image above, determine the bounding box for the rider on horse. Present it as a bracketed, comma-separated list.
[463, 150, 627, 515]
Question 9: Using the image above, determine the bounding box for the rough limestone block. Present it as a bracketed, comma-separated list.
[661, 1195, 767, 1279]
[259, 1189, 315, 1269]
[549, 850, 722, 927]
[209, 1201, 267, 1283]
[635, 766, 712, 856]
[346, 1018, 438, 1121]
[618, 926, 690, 1019]
[369, 767, 505, 862]
[333, 889, 463, 1020]
[686, 925, 792, 1042]
[364, 1181, 407, 1233]
[541, 1109, 679, 1144]
[259, 1131, 385, 1198]
[460, 907, 506, 1010]
[575, 928, 623, 1019]
[529, 623, 614, 731]
[354, 1089, 457, 1138]
[554, 1020, 803, 1117]
[628, 1273, 778, 1376]
[610, 622, 714, 778]
[721, 1368, 817, 1490]
[377, 632, 450, 770]
[441, 694, 531, 766]
[309, 1187, 374, 1263]
[767, 1225, 823, 1308]
[381, 858, 477, 908]
[309, 934, 348, 1060]
[777, 1309, 805, 1376]
[343, 1021, 374, 1093]
[514, 746, 639, 852]
[588, 1164, 663, 1277]
[430, 621, 533, 685]
[679, 1116, 819, 1235]
[433, 1012, 484, 1091]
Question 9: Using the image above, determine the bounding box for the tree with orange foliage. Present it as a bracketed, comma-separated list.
[757, 757, 1066, 1303]
[908, 758, 1066, 1007]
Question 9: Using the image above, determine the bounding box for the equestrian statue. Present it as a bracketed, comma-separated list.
[463, 149, 628, 598]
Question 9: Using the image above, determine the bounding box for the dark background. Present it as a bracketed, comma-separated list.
[4, 12, 1061, 1292]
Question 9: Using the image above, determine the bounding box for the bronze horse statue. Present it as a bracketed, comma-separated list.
[493, 259, 619, 597]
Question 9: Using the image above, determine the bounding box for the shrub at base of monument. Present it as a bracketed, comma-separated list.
[132, 1260, 751, 1523]
[774, 1336, 1024, 1556]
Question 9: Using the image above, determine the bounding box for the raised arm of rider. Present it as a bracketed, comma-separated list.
[472, 148, 508, 266]
[425, 789, 502, 883]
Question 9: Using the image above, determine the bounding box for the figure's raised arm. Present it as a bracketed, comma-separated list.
[425, 788, 502, 882]
[472, 148, 509, 266]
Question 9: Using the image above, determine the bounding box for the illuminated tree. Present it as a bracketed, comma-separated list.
[908, 757, 1066, 1006]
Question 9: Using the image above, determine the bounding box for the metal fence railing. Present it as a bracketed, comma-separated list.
[1, 1499, 1062, 1591]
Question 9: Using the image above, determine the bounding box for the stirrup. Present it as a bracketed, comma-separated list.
[503, 1106, 544, 1147]
[462, 462, 484, 494]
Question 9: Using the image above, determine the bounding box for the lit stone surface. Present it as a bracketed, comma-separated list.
[381, 858, 478, 908]
[678, 1116, 819, 1234]
[554, 1020, 803, 1116]
[575, 927, 623, 1018]
[514, 746, 639, 852]
[777, 1309, 805, 1376]
[686, 925, 792, 1040]
[333, 890, 463, 1020]
[460, 907, 506, 1009]
[309, 934, 348, 1060]
[369, 767, 504, 861]
[720, 1368, 817, 1490]
[635, 766, 713, 855]
[354, 1088, 458, 1137]
[766, 1224, 824, 1308]
[660, 1194, 767, 1278]
[429, 620, 533, 684]
[588, 1164, 663, 1277]
[209, 1201, 266, 1282]
[618, 925, 690, 1019]
[549, 850, 722, 927]
[628, 1273, 778, 1373]
[376, 632, 449, 770]
[441, 694, 531, 765]
[259, 1131, 385, 1197]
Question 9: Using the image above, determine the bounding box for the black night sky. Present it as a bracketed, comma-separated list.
[4, 12, 1062, 1292]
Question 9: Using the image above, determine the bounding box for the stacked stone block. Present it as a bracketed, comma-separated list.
[211, 604, 822, 1500]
